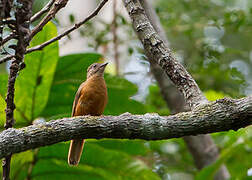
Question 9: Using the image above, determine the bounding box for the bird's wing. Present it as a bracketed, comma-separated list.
[71, 82, 85, 116]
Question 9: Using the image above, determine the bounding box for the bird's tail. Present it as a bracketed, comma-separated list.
[68, 139, 85, 166]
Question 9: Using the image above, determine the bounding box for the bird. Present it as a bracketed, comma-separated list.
[68, 62, 108, 166]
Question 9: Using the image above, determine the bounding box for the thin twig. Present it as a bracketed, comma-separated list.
[31, 0, 55, 22]
[30, 0, 68, 39]
[0, 0, 108, 61]
[26, 0, 108, 54]
[2, 155, 11, 180]
[0, 0, 67, 64]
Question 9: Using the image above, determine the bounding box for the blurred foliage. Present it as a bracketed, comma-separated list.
[32, 0, 50, 14]
[0, 0, 251, 180]
[204, 90, 226, 101]
[196, 128, 252, 180]
[152, 2, 252, 177]
[145, 85, 170, 116]
[76, 14, 133, 51]
[28, 143, 160, 180]
[156, 0, 252, 97]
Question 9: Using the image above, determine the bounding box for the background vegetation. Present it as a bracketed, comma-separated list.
[0, 0, 251, 179]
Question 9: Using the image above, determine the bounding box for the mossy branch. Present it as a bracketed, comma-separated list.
[0, 97, 251, 159]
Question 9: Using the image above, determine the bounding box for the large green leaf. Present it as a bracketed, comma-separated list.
[23, 143, 160, 180]
[14, 22, 58, 125]
[89, 139, 149, 156]
[104, 74, 145, 115]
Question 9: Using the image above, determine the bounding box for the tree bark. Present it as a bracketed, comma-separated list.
[0, 96, 251, 159]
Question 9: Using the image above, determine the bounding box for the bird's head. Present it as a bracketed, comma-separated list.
[87, 62, 108, 79]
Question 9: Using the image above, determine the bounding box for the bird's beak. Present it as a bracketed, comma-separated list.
[100, 62, 108, 68]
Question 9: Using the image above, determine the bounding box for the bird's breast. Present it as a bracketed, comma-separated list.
[75, 76, 107, 116]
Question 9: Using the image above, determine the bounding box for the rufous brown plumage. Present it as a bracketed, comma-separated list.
[68, 62, 108, 166]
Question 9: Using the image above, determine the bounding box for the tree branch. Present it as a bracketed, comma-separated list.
[123, 0, 208, 108]
[30, 0, 68, 39]
[139, 0, 186, 113]
[26, 0, 108, 54]
[0, 0, 108, 64]
[0, 97, 251, 159]
[30, 0, 55, 22]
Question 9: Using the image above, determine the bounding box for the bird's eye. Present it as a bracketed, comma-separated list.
[93, 64, 97, 68]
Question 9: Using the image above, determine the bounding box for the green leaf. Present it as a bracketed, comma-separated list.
[69, 14, 75, 23]
[14, 22, 58, 125]
[104, 74, 145, 115]
[28, 143, 160, 180]
[145, 85, 170, 116]
[89, 139, 150, 156]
